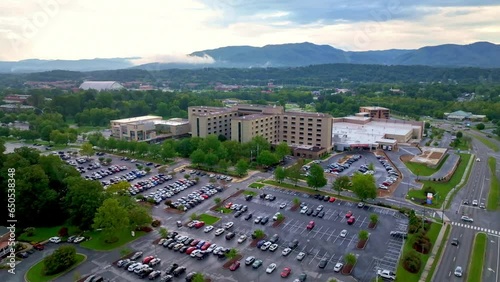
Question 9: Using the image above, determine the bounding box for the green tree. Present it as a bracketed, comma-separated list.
[253, 229, 265, 239]
[274, 166, 286, 183]
[369, 214, 379, 225]
[235, 159, 249, 176]
[43, 245, 77, 275]
[159, 227, 168, 238]
[476, 123, 485, 130]
[275, 142, 290, 161]
[190, 149, 206, 167]
[190, 212, 198, 221]
[367, 163, 375, 171]
[351, 173, 377, 201]
[293, 197, 300, 206]
[92, 198, 130, 243]
[106, 181, 130, 195]
[161, 142, 176, 160]
[286, 165, 301, 186]
[332, 175, 350, 195]
[128, 206, 152, 229]
[456, 131, 463, 138]
[204, 152, 219, 167]
[256, 150, 279, 167]
[225, 248, 239, 260]
[218, 159, 230, 172]
[358, 230, 369, 241]
[214, 197, 222, 205]
[144, 167, 151, 173]
[79, 142, 95, 157]
[64, 177, 105, 230]
[306, 164, 327, 190]
[344, 253, 357, 266]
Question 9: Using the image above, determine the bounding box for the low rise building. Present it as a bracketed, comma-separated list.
[110, 115, 189, 142]
[444, 110, 486, 121]
[359, 106, 390, 119]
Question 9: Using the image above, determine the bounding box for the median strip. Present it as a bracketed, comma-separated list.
[467, 233, 487, 282]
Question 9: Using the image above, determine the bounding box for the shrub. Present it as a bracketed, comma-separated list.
[151, 220, 161, 228]
[58, 227, 68, 237]
[43, 245, 77, 275]
[138, 226, 153, 232]
[24, 227, 35, 237]
[402, 250, 422, 273]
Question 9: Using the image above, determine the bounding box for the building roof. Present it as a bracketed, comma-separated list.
[360, 106, 389, 111]
[79, 81, 124, 91]
[111, 115, 162, 124]
[332, 120, 417, 146]
[232, 114, 270, 120]
[447, 110, 472, 117]
[153, 118, 190, 126]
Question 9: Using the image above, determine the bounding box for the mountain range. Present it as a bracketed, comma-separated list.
[1, 41, 500, 73]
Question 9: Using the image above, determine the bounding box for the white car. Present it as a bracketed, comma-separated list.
[279, 203, 287, 209]
[377, 269, 396, 280]
[237, 235, 247, 244]
[454, 266, 463, 277]
[128, 262, 142, 272]
[316, 205, 324, 211]
[461, 216, 474, 222]
[204, 225, 214, 233]
[190, 250, 201, 258]
[300, 207, 308, 214]
[282, 247, 292, 256]
[340, 230, 348, 238]
[472, 200, 478, 206]
[49, 237, 61, 244]
[266, 263, 277, 274]
[73, 236, 85, 243]
[272, 212, 281, 221]
[215, 228, 225, 236]
[224, 222, 234, 229]
[296, 252, 306, 261]
[207, 244, 218, 253]
[269, 243, 279, 252]
[261, 241, 272, 251]
[334, 262, 343, 272]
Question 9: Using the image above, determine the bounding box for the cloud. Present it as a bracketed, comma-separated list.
[131, 54, 215, 65]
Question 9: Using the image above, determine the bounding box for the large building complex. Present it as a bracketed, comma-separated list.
[110, 116, 190, 142]
[189, 105, 333, 159]
[80, 81, 124, 91]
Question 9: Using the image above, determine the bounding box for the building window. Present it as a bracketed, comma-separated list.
[300, 118, 304, 121]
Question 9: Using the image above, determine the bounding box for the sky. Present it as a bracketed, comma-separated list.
[1, 0, 499, 62]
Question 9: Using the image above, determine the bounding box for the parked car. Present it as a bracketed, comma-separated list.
[229, 260, 240, 271]
[296, 252, 306, 261]
[281, 267, 292, 278]
[266, 263, 277, 274]
[340, 230, 348, 238]
[378, 269, 396, 280]
[318, 258, 328, 269]
[334, 262, 343, 272]
[49, 236, 61, 243]
[307, 221, 315, 230]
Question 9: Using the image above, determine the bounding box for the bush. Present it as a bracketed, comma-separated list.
[402, 250, 422, 273]
[58, 227, 68, 237]
[138, 226, 153, 232]
[43, 245, 77, 275]
[24, 227, 35, 237]
[151, 220, 161, 228]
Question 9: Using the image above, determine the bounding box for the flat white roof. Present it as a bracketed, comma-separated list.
[333, 120, 416, 145]
[111, 115, 162, 124]
[153, 119, 189, 126]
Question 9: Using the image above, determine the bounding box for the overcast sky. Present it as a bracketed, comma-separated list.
[1, 0, 499, 62]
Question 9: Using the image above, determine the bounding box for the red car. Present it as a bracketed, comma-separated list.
[194, 221, 205, 228]
[186, 247, 196, 255]
[201, 242, 211, 250]
[347, 217, 356, 225]
[190, 239, 200, 247]
[33, 244, 44, 251]
[143, 256, 154, 264]
[345, 211, 353, 218]
[225, 202, 233, 209]
[201, 194, 209, 199]
[329, 197, 336, 203]
[229, 260, 240, 271]
[306, 221, 315, 230]
[280, 267, 291, 277]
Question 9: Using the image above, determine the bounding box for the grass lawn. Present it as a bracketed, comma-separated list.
[198, 214, 221, 225]
[472, 134, 500, 152]
[80, 229, 146, 251]
[487, 157, 500, 211]
[19, 225, 79, 243]
[248, 182, 264, 189]
[242, 190, 257, 196]
[467, 233, 487, 282]
[26, 253, 85, 282]
[215, 207, 233, 214]
[404, 154, 449, 177]
[425, 224, 451, 282]
[396, 223, 442, 282]
[408, 154, 471, 208]
[262, 180, 357, 202]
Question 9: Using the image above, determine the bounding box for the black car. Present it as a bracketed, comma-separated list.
[260, 193, 267, 199]
[306, 209, 314, 216]
[318, 211, 325, 218]
[269, 234, 279, 244]
[390, 231, 408, 239]
[184, 238, 194, 246]
[244, 213, 253, 220]
[225, 232, 235, 240]
[261, 216, 269, 225]
[179, 246, 189, 253]
[139, 268, 153, 279]
[323, 196, 330, 202]
[16, 252, 29, 258]
[318, 258, 328, 268]
[234, 211, 243, 218]
[312, 210, 319, 217]
[451, 238, 459, 246]
[289, 239, 299, 249]
[165, 264, 179, 275]
[245, 195, 253, 201]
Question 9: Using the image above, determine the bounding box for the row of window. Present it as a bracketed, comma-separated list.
[283, 116, 324, 123]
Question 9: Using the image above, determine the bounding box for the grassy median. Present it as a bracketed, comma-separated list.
[467, 233, 487, 282]
[487, 157, 500, 211]
[26, 253, 85, 282]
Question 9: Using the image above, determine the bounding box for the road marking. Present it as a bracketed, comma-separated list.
[327, 229, 336, 242]
[313, 226, 323, 238]
[309, 250, 320, 265]
[320, 228, 329, 240]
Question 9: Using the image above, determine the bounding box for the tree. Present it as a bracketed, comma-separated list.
[367, 163, 375, 171]
[128, 206, 152, 229]
[225, 248, 239, 259]
[64, 177, 105, 230]
[369, 214, 379, 225]
[204, 152, 218, 167]
[293, 197, 300, 206]
[274, 166, 286, 183]
[286, 165, 301, 186]
[235, 159, 249, 176]
[275, 142, 290, 161]
[332, 175, 350, 195]
[456, 131, 463, 138]
[218, 159, 230, 172]
[106, 181, 130, 195]
[105, 157, 112, 164]
[190, 213, 198, 221]
[214, 197, 222, 205]
[253, 229, 265, 239]
[307, 164, 327, 190]
[276, 213, 285, 221]
[79, 142, 95, 157]
[190, 149, 205, 167]
[161, 142, 176, 160]
[159, 227, 168, 238]
[43, 245, 77, 275]
[476, 123, 485, 130]
[144, 167, 151, 173]
[351, 173, 377, 201]
[92, 198, 130, 243]
[358, 230, 369, 241]
[256, 150, 279, 167]
[344, 253, 357, 266]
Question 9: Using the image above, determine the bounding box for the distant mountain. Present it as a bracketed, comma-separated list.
[2, 41, 500, 73]
[0, 58, 135, 73]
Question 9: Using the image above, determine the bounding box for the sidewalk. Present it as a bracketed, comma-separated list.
[418, 223, 449, 282]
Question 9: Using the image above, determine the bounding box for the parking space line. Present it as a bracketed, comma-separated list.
[312, 226, 323, 238]
[328, 253, 337, 265]
[327, 229, 336, 242]
[308, 250, 321, 265]
[300, 226, 308, 235]
[347, 236, 356, 248]
[320, 227, 330, 240]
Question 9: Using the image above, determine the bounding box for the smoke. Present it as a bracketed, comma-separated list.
[131, 53, 215, 65]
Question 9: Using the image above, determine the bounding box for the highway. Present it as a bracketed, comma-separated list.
[433, 133, 500, 282]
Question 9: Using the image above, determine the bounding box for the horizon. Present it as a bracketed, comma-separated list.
[2, 1, 500, 63]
